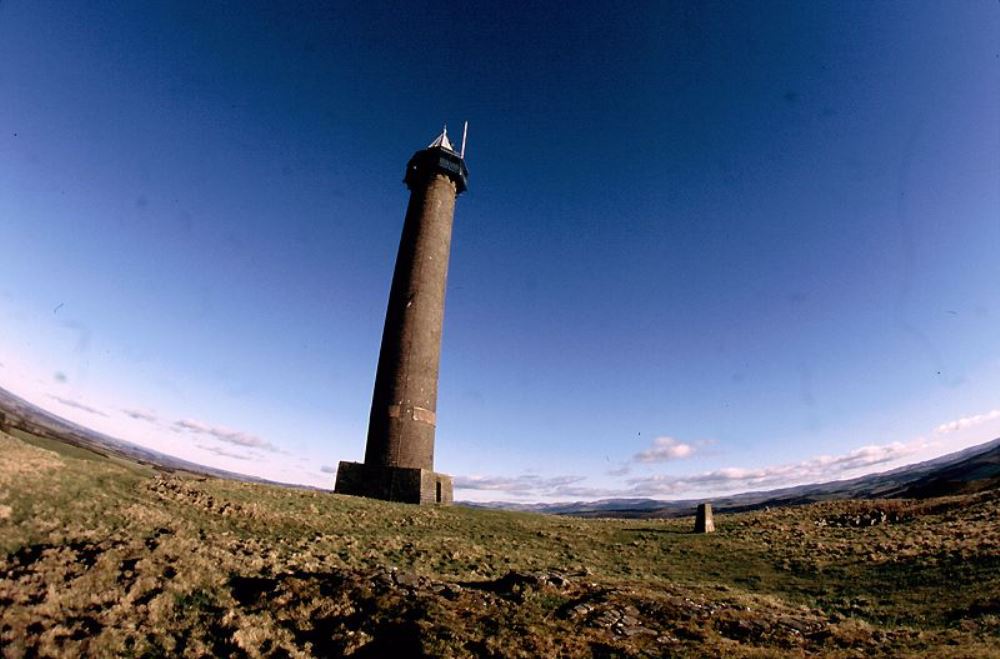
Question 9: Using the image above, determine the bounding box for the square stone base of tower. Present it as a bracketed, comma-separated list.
[333, 461, 453, 505]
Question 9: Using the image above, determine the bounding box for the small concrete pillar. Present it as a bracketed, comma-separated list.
[695, 502, 715, 533]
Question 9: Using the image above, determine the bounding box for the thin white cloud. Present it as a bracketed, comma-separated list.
[935, 409, 1000, 434]
[606, 464, 631, 476]
[199, 445, 254, 461]
[458, 440, 920, 501]
[173, 418, 278, 452]
[48, 395, 109, 417]
[633, 436, 696, 463]
[455, 474, 588, 497]
[627, 441, 917, 496]
[319, 465, 337, 474]
[122, 408, 158, 423]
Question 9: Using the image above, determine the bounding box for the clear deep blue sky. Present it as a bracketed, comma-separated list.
[2, 1, 999, 500]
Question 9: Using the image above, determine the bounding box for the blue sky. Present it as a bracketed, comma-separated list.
[1, 1, 998, 501]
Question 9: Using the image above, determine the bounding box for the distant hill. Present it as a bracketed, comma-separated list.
[3, 383, 998, 515]
[468, 436, 1000, 518]
[0, 385, 290, 486]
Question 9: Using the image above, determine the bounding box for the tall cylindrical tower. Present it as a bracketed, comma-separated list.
[335, 127, 468, 504]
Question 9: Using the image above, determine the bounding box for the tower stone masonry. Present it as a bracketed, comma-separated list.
[334, 127, 468, 505]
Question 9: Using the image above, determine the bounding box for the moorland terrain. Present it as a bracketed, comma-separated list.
[1, 423, 999, 657]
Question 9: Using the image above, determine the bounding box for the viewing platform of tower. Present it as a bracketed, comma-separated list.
[334, 126, 468, 505]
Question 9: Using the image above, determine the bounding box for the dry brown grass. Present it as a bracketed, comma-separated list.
[1, 429, 998, 657]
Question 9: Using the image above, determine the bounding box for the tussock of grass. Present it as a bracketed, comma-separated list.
[1, 429, 998, 656]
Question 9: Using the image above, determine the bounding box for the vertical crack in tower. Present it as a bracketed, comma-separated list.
[334, 127, 468, 505]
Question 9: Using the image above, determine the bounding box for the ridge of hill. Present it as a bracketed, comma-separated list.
[3, 384, 998, 516]
[0, 386, 297, 487]
[469, 437, 1000, 518]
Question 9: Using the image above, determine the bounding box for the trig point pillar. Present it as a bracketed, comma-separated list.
[695, 503, 715, 533]
[335, 126, 469, 505]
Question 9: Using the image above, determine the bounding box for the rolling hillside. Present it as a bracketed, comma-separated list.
[2, 426, 999, 656]
[470, 438, 1000, 518]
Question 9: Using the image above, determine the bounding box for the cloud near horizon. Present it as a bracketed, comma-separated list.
[121, 408, 158, 422]
[624, 441, 919, 497]
[49, 395, 109, 417]
[633, 436, 696, 463]
[173, 418, 278, 453]
[46, 388, 289, 462]
[198, 444, 254, 461]
[457, 439, 922, 500]
[453, 474, 592, 498]
[935, 409, 1000, 434]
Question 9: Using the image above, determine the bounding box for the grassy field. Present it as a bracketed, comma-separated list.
[1, 429, 998, 657]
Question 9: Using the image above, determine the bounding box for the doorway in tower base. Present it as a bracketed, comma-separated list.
[436, 480, 443, 503]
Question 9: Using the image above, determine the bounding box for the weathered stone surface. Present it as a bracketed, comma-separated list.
[335, 134, 467, 505]
[334, 461, 453, 505]
[364, 172, 459, 473]
[695, 502, 715, 533]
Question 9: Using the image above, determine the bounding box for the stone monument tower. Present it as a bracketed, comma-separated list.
[334, 126, 469, 505]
